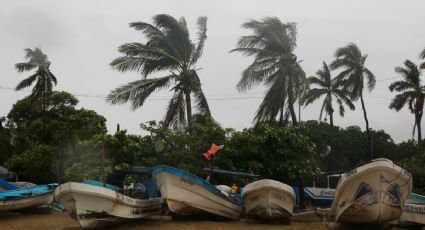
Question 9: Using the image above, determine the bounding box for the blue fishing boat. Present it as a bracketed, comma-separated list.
[0, 180, 57, 212]
[152, 165, 242, 220]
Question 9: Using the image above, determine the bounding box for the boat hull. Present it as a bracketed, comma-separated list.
[55, 182, 163, 228]
[331, 158, 412, 224]
[400, 193, 425, 224]
[242, 179, 295, 220]
[0, 191, 53, 212]
[153, 166, 241, 220]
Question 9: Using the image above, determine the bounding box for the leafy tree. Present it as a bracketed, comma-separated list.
[107, 14, 211, 128]
[400, 141, 425, 194]
[231, 17, 305, 125]
[15, 48, 57, 115]
[6, 144, 56, 184]
[303, 62, 355, 126]
[330, 43, 376, 158]
[389, 60, 424, 141]
[222, 122, 319, 208]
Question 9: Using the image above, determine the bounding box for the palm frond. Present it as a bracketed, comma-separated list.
[190, 71, 211, 117]
[190, 16, 207, 65]
[163, 90, 186, 128]
[389, 91, 415, 112]
[364, 68, 376, 91]
[129, 22, 163, 39]
[15, 63, 37, 72]
[106, 75, 174, 110]
[15, 73, 38, 90]
[303, 88, 327, 106]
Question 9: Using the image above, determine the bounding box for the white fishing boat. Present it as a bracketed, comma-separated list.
[331, 158, 412, 224]
[152, 165, 242, 220]
[400, 193, 425, 224]
[55, 181, 163, 228]
[242, 179, 295, 220]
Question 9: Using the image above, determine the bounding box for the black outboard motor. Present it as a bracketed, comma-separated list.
[127, 183, 148, 199]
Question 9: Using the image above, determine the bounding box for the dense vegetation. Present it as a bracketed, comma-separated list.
[1, 15, 424, 207]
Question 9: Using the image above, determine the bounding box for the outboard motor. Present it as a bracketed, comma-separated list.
[127, 183, 148, 199]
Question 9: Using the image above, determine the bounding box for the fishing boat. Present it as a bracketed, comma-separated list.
[400, 193, 425, 224]
[331, 158, 412, 224]
[152, 165, 242, 220]
[55, 180, 163, 228]
[242, 179, 295, 220]
[0, 182, 57, 212]
[293, 173, 340, 208]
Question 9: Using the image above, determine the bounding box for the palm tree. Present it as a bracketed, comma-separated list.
[107, 14, 210, 128]
[330, 43, 376, 158]
[389, 60, 424, 141]
[420, 48, 425, 70]
[304, 62, 355, 126]
[230, 17, 305, 125]
[15, 48, 57, 111]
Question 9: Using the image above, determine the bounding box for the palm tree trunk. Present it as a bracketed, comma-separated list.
[288, 79, 297, 124]
[185, 90, 192, 126]
[360, 93, 373, 159]
[416, 112, 422, 142]
[279, 106, 284, 126]
[329, 110, 334, 127]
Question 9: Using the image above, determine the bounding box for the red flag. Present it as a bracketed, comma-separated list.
[203, 143, 222, 161]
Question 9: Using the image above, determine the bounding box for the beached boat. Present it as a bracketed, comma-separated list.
[242, 179, 295, 220]
[400, 193, 425, 224]
[331, 158, 412, 224]
[55, 180, 163, 228]
[152, 165, 242, 220]
[0, 183, 56, 212]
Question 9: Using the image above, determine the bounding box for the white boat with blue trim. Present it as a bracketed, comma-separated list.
[152, 165, 241, 220]
[55, 180, 163, 228]
[242, 179, 295, 220]
[401, 193, 425, 224]
[331, 158, 412, 224]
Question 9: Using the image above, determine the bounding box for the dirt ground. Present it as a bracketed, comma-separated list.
[0, 211, 416, 230]
[0, 211, 328, 230]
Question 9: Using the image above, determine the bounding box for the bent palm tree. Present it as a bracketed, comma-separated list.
[107, 14, 210, 128]
[330, 43, 376, 158]
[303, 62, 355, 126]
[389, 60, 424, 141]
[15, 48, 57, 111]
[231, 17, 305, 125]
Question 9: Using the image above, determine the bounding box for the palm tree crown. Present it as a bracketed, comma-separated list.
[303, 62, 355, 126]
[107, 14, 210, 128]
[330, 43, 376, 158]
[231, 17, 305, 125]
[15, 48, 57, 103]
[389, 59, 424, 141]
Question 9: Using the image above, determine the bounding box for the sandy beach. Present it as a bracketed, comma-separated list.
[0, 211, 329, 230]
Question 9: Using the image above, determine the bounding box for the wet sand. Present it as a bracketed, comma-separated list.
[0, 211, 328, 230]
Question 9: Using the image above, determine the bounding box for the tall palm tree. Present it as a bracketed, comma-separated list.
[107, 14, 210, 128]
[15, 48, 57, 111]
[420, 48, 425, 70]
[230, 17, 305, 125]
[389, 60, 424, 141]
[330, 43, 376, 158]
[303, 62, 355, 126]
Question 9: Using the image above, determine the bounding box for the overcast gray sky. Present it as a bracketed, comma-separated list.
[0, 0, 424, 143]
